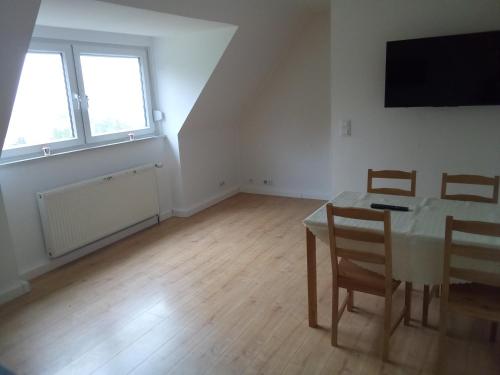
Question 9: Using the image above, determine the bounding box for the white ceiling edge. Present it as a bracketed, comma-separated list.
[103, 0, 329, 26]
[302, 0, 330, 12]
[37, 0, 236, 37]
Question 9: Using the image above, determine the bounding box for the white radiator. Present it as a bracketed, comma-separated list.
[37, 165, 160, 258]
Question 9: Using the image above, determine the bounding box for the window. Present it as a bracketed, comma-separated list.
[2, 40, 155, 160]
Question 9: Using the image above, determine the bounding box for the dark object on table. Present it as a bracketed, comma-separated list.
[370, 203, 409, 212]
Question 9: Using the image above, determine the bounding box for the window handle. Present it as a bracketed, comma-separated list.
[81, 95, 89, 111]
[73, 93, 81, 110]
[73, 94, 89, 111]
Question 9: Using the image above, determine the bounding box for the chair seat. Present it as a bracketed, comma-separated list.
[338, 258, 400, 297]
[449, 283, 500, 321]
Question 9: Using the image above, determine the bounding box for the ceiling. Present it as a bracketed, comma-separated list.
[101, 0, 330, 23]
[37, 0, 329, 37]
[37, 0, 235, 36]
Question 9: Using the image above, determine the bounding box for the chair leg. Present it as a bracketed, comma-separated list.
[490, 322, 498, 343]
[383, 294, 392, 361]
[347, 290, 354, 312]
[404, 282, 412, 326]
[422, 285, 430, 326]
[331, 287, 339, 346]
[438, 297, 448, 372]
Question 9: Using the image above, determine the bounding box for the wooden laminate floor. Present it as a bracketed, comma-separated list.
[0, 193, 498, 375]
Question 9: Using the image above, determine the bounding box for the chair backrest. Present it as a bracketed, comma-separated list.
[367, 169, 417, 197]
[441, 173, 499, 204]
[443, 216, 500, 291]
[326, 204, 392, 286]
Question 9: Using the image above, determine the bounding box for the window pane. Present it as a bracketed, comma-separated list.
[4, 52, 75, 150]
[79, 55, 148, 136]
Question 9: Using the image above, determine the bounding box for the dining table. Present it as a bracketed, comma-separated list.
[303, 191, 500, 327]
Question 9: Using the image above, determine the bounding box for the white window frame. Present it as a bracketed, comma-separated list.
[1, 40, 85, 159]
[1, 38, 156, 161]
[72, 43, 155, 144]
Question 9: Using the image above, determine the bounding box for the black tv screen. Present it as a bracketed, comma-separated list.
[385, 31, 500, 107]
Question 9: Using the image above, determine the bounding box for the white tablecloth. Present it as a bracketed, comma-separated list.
[303, 191, 500, 285]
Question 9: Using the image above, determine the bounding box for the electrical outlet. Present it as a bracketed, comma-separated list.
[263, 178, 273, 186]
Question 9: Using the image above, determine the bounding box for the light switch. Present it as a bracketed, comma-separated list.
[340, 120, 351, 137]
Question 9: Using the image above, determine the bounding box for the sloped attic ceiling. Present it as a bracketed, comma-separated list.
[103, 0, 329, 24]
[36, 0, 235, 37]
[96, 0, 329, 138]
[0, 1, 40, 151]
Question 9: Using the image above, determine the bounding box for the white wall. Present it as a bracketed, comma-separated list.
[0, 187, 30, 304]
[0, 188, 18, 295]
[331, 0, 500, 198]
[153, 28, 236, 141]
[152, 27, 237, 210]
[178, 119, 240, 213]
[174, 7, 323, 209]
[240, 12, 331, 199]
[0, 0, 40, 303]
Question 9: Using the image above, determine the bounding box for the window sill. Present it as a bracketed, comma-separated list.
[0, 135, 165, 167]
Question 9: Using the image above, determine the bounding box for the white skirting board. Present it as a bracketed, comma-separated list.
[159, 209, 173, 222]
[0, 280, 31, 305]
[172, 186, 240, 217]
[240, 185, 330, 201]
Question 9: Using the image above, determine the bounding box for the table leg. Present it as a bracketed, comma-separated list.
[490, 322, 498, 342]
[423, 285, 430, 326]
[404, 282, 412, 325]
[306, 228, 318, 328]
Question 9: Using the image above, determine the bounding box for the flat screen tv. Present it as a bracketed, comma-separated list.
[384, 31, 500, 107]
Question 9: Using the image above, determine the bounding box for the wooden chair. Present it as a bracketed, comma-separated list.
[367, 169, 417, 197]
[441, 173, 499, 203]
[367, 169, 425, 326]
[423, 173, 500, 326]
[439, 216, 500, 367]
[326, 204, 412, 361]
